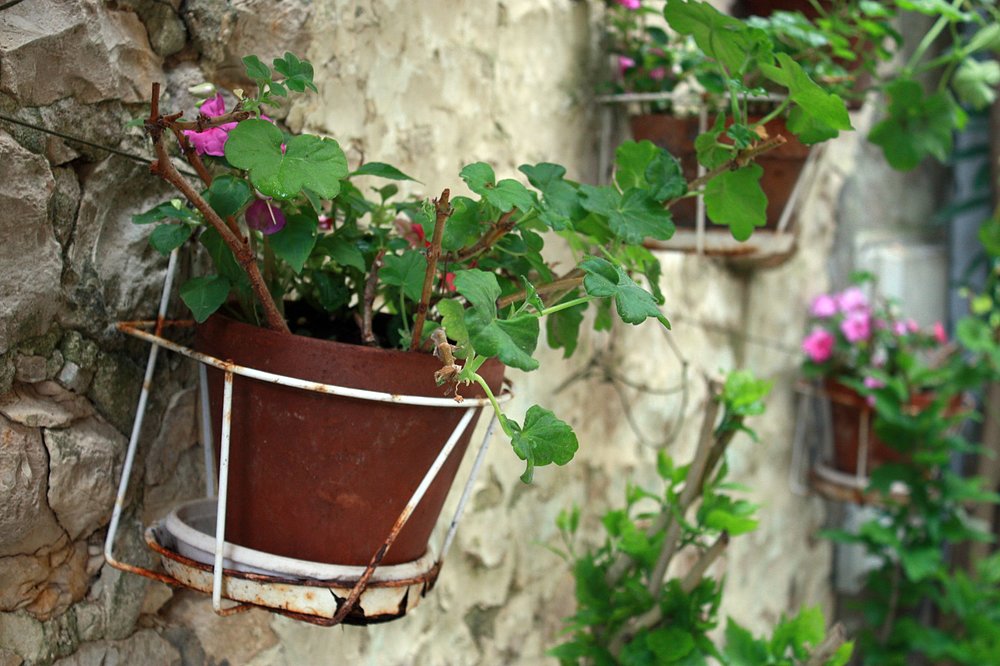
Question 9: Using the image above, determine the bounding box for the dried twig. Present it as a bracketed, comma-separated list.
[172, 110, 252, 131]
[361, 249, 386, 346]
[667, 135, 787, 210]
[410, 190, 451, 351]
[144, 84, 289, 334]
[446, 209, 517, 263]
[806, 623, 848, 666]
[497, 268, 585, 309]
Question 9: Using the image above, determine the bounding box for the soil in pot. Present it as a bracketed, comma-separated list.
[629, 113, 809, 230]
[195, 314, 506, 567]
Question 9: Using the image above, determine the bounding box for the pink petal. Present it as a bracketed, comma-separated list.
[246, 199, 287, 235]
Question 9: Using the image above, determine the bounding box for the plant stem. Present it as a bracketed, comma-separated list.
[539, 295, 594, 317]
[754, 97, 791, 129]
[172, 110, 251, 131]
[361, 249, 386, 346]
[145, 85, 289, 334]
[410, 189, 450, 351]
[902, 0, 962, 76]
[447, 209, 518, 263]
[667, 136, 787, 209]
[497, 269, 585, 309]
[471, 371, 513, 438]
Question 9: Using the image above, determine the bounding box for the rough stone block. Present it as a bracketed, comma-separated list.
[0, 536, 89, 621]
[0, 131, 60, 356]
[0, 0, 163, 105]
[0, 381, 95, 429]
[13, 356, 48, 384]
[44, 416, 126, 541]
[0, 414, 65, 557]
[51, 629, 181, 666]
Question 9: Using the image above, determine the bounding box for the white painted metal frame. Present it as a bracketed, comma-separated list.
[104, 249, 511, 620]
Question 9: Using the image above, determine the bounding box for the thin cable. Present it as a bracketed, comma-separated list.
[0, 0, 27, 11]
[0, 112, 200, 178]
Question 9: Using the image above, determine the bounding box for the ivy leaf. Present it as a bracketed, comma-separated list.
[952, 59, 1000, 110]
[868, 79, 954, 171]
[647, 627, 696, 662]
[132, 200, 198, 225]
[179, 275, 231, 323]
[225, 119, 348, 199]
[204, 175, 253, 219]
[319, 236, 366, 272]
[437, 298, 470, 352]
[380, 250, 428, 302]
[614, 140, 660, 191]
[580, 257, 670, 327]
[507, 405, 579, 483]
[440, 196, 484, 251]
[664, 0, 759, 73]
[350, 162, 417, 181]
[242, 55, 271, 82]
[704, 164, 767, 241]
[199, 228, 250, 295]
[546, 293, 586, 358]
[268, 213, 317, 273]
[695, 114, 731, 169]
[759, 53, 852, 143]
[579, 185, 674, 244]
[148, 224, 192, 256]
[453, 269, 540, 371]
[519, 162, 582, 229]
[272, 52, 317, 92]
[460, 162, 535, 213]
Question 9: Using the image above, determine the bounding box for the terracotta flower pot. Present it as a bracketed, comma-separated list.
[195, 314, 505, 567]
[824, 379, 957, 475]
[736, 0, 825, 18]
[629, 113, 809, 230]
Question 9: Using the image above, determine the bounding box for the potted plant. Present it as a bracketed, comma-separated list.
[604, 0, 855, 234]
[800, 278, 954, 475]
[549, 371, 853, 664]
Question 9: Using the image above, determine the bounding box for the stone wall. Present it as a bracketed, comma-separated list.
[0, 1, 850, 664]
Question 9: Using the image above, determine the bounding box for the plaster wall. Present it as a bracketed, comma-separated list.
[0, 1, 881, 663]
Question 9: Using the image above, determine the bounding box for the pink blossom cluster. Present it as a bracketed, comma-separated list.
[616, 0, 641, 9]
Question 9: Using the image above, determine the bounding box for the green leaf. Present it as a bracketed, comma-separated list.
[705, 509, 758, 535]
[580, 257, 670, 327]
[580, 185, 674, 244]
[440, 197, 484, 251]
[546, 293, 586, 358]
[508, 405, 579, 483]
[695, 115, 730, 169]
[199, 228, 249, 294]
[724, 619, 768, 665]
[704, 164, 767, 241]
[868, 79, 954, 171]
[615, 141, 660, 191]
[953, 59, 1000, 110]
[647, 627, 696, 662]
[460, 162, 535, 213]
[322, 236, 366, 272]
[759, 53, 852, 142]
[899, 547, 942, 582]
[225, 119, 348, 200]
[268, 213, 317, 273]
[380, 250, 428, 302]
[437, 298, 470, 351]
[242, 55, 271, 81]
[179, 275, 231, 323]
[453, 269, 540, 371]
[272, 52, 317, 92]
[519, 162, 582, 230]
[204, 175, 253, 219]
[645, 151, 686, 202]
[132, 200, 198, 225]
[350, 162, 417, 181]
[664, 0, 758, 73]
[148, 224, 192, 256]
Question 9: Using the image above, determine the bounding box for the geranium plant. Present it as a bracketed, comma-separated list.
[800, 278, 951, 398]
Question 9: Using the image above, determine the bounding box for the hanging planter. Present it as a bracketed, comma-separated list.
[194, 314, 505, 566]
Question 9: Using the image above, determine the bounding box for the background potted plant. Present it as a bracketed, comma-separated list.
[549, 371, 853, 665]
[800, 277, 953, 475]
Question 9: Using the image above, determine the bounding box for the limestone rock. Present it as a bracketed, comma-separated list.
[44, 416, 126, 540]
[119, 0, 188, 57]
[145, 388, 198, 487]
[0, 381, 95, 429]
[0, 414, 64, 557]
[0, 0, 163, 105]
[52, 629, 181, 666]
[0, 648, 23, 666]
[0, 536, 89, 621]
[85, 352, 142, 435]
[0, 131, 60, 356]
[161, 591, 278, 665]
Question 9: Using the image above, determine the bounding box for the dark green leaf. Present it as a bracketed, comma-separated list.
[508, 405, 579, 482]
[453, 269, 540, 371]
[243, 55, 271, 81]
[759, 53, 852, 142]
[199, 228, 250, 293]
[437, 298, 470, 351]
[580, 257, 670, 327]
[381, 250, 428, 302]
[204, 175, 253, 219]
[647, 627, 696, 661]
[132, 200, 198, 225]
[225, 119, 348, 199]
[615, 141, 660, 191]
[868, 79, 954, 171]
[580, 185, 674, 244]
[272, 52, 317, 92]
[704, 164, 767, 241]
[148, 224, 192, 256]
[460, 162, 535, 213]
[350, 162, 417, 181]
[440, 197, 484, 252]
[322, 236, 366, 272]
[519, 162, 582, 229]
[268, 213, 317, 273]
[179, 275, 231, 323]
[664, 0, 759, 73]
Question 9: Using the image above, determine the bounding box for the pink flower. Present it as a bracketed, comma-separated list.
[649, 67, 666, 81]
[245, 199, 286, 235]
[617, 56, 636, 76]
[802, 329, 835, 363]
[617, 0, 641, 9]
[863, 376, 884, 406]
[810, 294, 837, 318]
[836, 287, 868, 313]
[183, 94, 238, 157]
[318, 215, 332, 231]
[907, 319, 920, 333]
[893, 321, 908, 336]
[840, 311, 871, 343]
[933, 321, 947, 344]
